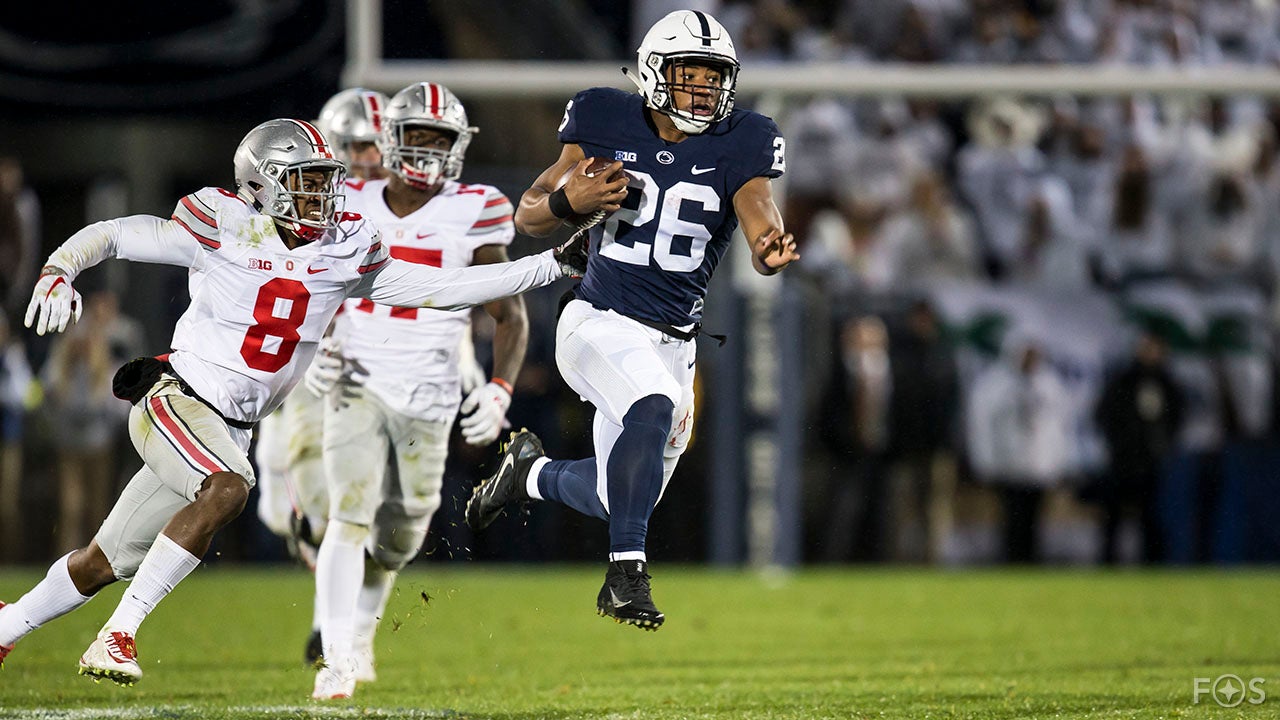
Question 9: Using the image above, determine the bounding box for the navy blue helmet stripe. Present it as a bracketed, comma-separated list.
[692, 11, 712, 46]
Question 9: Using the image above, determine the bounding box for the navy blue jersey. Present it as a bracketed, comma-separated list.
[558, 87, 785, 327]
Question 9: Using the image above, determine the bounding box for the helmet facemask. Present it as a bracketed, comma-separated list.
[380, 82, 475, 192]
[647, 56, 738, 135]
[385, 122, 468, 191]
[255, 161, 346, 242]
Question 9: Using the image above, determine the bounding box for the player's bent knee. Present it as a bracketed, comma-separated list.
[368, 541, 419, 573]
[625, 394, 676, 429]
[68, 543, 119, 595]
[196, 471, 251, 523]
[369, 519, 430, 571]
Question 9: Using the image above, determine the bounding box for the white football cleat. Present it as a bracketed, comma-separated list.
[353, 644, 376, 684]
[78, 627, 142, 686]
[312, 657, 356, 700]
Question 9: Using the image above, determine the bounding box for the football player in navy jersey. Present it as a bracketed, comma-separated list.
[467, 9, 798, 630]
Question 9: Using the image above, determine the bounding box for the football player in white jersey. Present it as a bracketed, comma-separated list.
[0, 118, 584, 687]
[305, 82, 529, 700]
[252, 88, 391, 668]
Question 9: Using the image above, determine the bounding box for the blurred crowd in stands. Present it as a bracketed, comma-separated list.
[701, 0, 1280, 66]
[3, 0, 1280, 567]
[738, 0, 1280, 566]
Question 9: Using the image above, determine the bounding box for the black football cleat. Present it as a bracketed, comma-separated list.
[596, 560, 664, 631]
[465, 429, 543, 530]
[304, 629, 323, 668]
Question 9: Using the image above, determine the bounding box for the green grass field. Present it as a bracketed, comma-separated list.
[0, 565, 1276, 719]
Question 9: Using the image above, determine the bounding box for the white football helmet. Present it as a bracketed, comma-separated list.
[234, 119, 346, 242]
[628, 10, 739, 135]
[382, 82, 476, 190]
[316, 88, 388, 171]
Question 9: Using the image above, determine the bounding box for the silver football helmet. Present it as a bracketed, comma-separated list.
[316, 88, 388, 174]
[234, 119, 346, 242]
[627, 10, 739, 135]
[382, 82, 476, 190]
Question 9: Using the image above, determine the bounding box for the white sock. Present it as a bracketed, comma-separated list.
[609, 551, 647, 563]
[354, 563, 397, 651]
[0, 553, 92, 646]
[311, 590, 322, 633]
[316, 523, 367, 664]
[526, 457, 551, 500]
[106, 534, 200, 636]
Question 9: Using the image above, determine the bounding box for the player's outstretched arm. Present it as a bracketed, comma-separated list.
[25, 215, 205, 335]
[516, 143, 627, 237]
[734, 176, 800, 276]
[355, 247, 574, 312]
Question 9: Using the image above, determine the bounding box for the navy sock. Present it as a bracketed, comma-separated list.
[606, 394, 674, 555]
[538, 459, 607, 520]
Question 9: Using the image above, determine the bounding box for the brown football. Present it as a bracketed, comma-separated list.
[582, 156, 626, 181]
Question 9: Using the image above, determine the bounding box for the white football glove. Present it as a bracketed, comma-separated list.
[303, 337, 345, 397]
[24, 270, 83, 336]
[456, 333, 487, 395]
[459, 381, 511, 446]
[553, 228, 590, 278]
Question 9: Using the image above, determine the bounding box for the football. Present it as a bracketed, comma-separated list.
[582, 156, 625, 181]
[556, 157, 625, 229]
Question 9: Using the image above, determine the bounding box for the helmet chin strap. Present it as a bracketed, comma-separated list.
[670, 114, 711, 135]
[277, 218, 323, 244]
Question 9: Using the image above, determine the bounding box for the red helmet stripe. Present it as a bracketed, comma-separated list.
[291, 119, 333, 159]
[428, 83, 441, 118]
[364, 92, 383, 133]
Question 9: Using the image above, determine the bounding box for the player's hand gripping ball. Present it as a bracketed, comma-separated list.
[558, 157, 627, 230]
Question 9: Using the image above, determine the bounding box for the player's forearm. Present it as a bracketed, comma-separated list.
[45, 215, 200, 279]
[43, 220, 122, 279]
[364, 251, 564, 311]
[515, 187, 564, 237]
[489, 298, 529, 387]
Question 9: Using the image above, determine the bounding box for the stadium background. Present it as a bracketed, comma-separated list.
[1, 0, 1279, 572]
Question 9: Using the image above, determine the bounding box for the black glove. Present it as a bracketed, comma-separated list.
[553, 228, 590, 278]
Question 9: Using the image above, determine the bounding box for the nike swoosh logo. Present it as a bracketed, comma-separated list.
[690, 166, 715, 175]
[325, 247, 362, 260]
[416, 232, 435, 239]
[609, 588, 632, 608]
[687, 359, 696, 369]
[495, 452, 515, 489]
[306, 266, 327, 274]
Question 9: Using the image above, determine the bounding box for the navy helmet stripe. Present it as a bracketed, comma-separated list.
[692, 11, 712, 46]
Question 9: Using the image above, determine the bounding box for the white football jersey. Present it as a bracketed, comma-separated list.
[336, 178, 515, 421]
[164, 187, 388, 423]
[81, 185, 560, 424]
